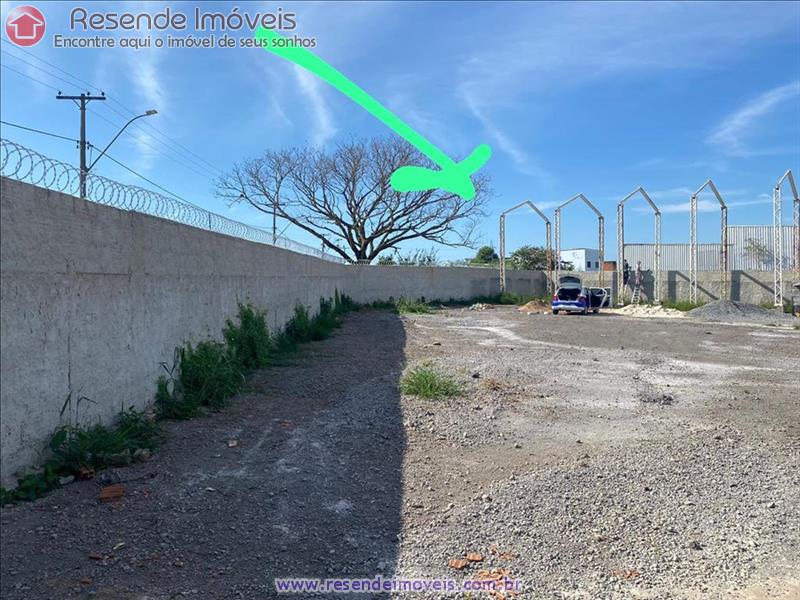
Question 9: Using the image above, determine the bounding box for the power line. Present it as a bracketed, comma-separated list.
[1, 50, 86, 92]
[103, 97, 223, 175]
[0, 60, 218, 188]
[0, 120, 78, 143]
[1, 57, 217, 182]
[2, 39, 223, 175]
[98, 151, 251, 224]
[99, 151, 195, 204]
[0, 119, 206, 210]
[1, 63, 60, 92]
[0, 125, 294, 248]
[86, 107, 216, 181]
[0, 53, 216, 181]
[99, 100, 221, 176]
[1, 38, 98, 91]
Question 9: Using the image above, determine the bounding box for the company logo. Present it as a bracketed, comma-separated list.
[6, 5, 46, 47]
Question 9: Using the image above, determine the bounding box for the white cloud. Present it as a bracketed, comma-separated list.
[631, 157, 729, 172]
[455, 2, 795, 180]
[655, 198, 771, 214]
[657, 200, 719, 214]
[633, 186, 760, 214]
[461, 93, 552, 183]
[707, 81, 800, 156]
[125, 50, 167, 171]
[647, 187, 694, 200]
[293, 65, 337, 147]
[386, 84, 470, 157]
[458, 3, 794, 101]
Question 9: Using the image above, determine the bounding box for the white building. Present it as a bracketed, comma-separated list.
[559, 248, 601, 272]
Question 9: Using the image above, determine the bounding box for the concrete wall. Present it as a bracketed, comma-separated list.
[1, 177, 794, 485]
[1, 178, 534, 485]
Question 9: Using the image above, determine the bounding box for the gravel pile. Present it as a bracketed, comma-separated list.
[517, 300, 551, 314]
[614, 304, 685, 318]
[689, 300, 799, 326]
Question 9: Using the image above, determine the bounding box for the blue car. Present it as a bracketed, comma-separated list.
[552, 284, 589, 315]
[552, 276, 608, 315]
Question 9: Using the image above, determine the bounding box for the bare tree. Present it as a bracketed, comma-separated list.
[215, 138, 490, 263]
[743, 237, 774, 269]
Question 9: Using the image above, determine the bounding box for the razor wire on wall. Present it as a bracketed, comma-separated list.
[0, 138, 347, 264]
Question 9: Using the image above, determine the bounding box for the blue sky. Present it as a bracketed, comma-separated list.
[1, 1, 798, 261]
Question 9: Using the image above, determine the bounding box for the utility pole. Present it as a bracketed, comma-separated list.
[56, 91, 106, 198]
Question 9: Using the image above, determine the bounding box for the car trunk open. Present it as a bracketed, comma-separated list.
[557, 287, 582, 301]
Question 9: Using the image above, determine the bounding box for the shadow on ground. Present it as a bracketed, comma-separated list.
[0, 310, 407, 599]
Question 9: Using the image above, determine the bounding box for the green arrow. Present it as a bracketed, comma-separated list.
[254, 27, 491, 200]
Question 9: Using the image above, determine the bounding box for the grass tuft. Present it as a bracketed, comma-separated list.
[497, 291, 534, 305]
[395, 298, 432, 314]
[760, 299, 793, 314]
[1, 407, 160, 505]
[179, 341, 243, 411]
[310, 298, 342, 340]
[400, 364, 462, 399]
[223, 304, 271, 370]
[5, 296, 366, 505]
[285, 304, 312, 342]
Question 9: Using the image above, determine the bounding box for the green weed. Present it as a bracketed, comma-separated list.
[760, 299, 793, 314]
[368, 299, 398, 311]
[400, 364, 462, 399]
[116, 406, 161, 451]
[334, 291, 359, 314]
[1, 407, 160, 505]
[49, 407, 161, 474]
[660, 299, 706, 312]
[0, 464, 61, 504]
[395, 298, 432, 314]
[310, 298, 342, 340]
[179, 341, 243, 410]
[497, 291, 535, 305]
[285, 304, 312, 342]
[5, 297, 365, 504]
[224, 304, 271, 370]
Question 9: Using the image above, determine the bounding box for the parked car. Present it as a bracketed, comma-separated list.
[551, 276, 608, 315]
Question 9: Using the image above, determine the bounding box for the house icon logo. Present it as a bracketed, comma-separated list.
[5, 5, 46, 47]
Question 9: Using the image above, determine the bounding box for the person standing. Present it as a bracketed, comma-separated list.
[623, 259, 630, 286]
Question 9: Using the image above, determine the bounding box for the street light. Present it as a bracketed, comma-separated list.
[78, 109, 157, 197]
[87, 109, 157, 174]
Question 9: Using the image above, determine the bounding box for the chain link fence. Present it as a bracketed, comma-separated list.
[0, 138, 347, 264]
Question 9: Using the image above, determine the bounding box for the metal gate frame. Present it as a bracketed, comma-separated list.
[617, 187, 661, 305]
[554, 193, 605, 288]
[773, 169, 800, 307]
[499, 201, 553, 294]
[689, 180, 727, 303]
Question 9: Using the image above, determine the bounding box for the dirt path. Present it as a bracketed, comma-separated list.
[1, 311, 407, 599]
[2, 307, 798, 599]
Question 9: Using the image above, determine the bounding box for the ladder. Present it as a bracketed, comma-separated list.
[631, 283, 641, 305]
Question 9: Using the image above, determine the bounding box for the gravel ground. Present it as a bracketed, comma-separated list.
[688, 300, 800, 326]
[1, 307, 798, 599]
